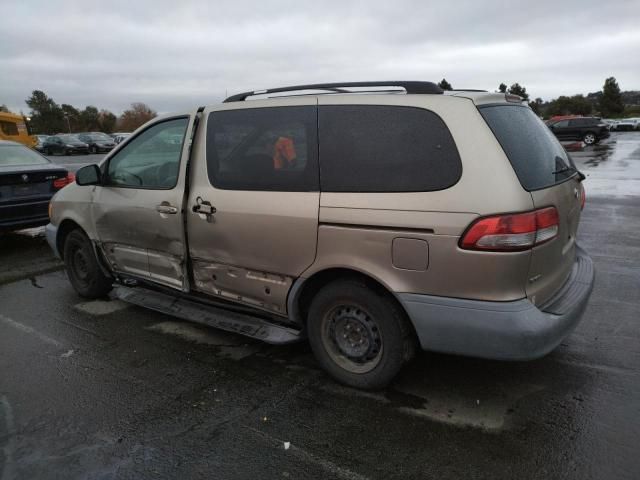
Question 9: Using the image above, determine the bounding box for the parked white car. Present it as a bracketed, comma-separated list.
[616, 118, 639, 131]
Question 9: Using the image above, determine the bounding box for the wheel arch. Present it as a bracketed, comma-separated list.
[288, 267, 415, 334]
[56, 219, 85, 260]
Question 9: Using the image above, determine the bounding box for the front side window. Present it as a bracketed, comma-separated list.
[206, 106, 318, 191]
[318, 105, 462, 192]
[552, 120, 569, 128]
[106, 117, 188, 189]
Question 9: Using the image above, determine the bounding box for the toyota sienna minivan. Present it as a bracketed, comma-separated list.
[46, 81, 595, 389]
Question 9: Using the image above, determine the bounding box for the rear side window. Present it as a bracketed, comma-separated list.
[480, 105, 576, 191]
[206, 106, 318, 191]
[569, 118, 595, 127]
[318, 105, 461, 192]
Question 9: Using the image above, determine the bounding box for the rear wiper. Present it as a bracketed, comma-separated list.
[551, 165, 575, 175]
[552, 164, 585, 181]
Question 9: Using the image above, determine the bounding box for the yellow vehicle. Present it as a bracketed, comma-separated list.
[0, 111, 36, 148]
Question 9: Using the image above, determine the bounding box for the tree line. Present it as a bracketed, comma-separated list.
[3, 78, 636, 134]
[2, 90, 158, 135]
[437, 76, 636, 118]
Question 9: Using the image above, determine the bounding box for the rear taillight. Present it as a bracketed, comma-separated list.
[580, 186, 586, 210]
[53, 172, 76, 189]
[460, 207, 559, 252]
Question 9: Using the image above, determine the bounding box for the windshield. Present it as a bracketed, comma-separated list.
[0, 145, 50, 166]
[479, 105, 576, 191]
[59, 134, 81, 142]
[88, 133, 111, 141]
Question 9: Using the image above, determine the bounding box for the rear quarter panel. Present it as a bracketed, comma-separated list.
[306, 95, 535, 301]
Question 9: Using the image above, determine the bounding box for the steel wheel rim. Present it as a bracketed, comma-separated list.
[71, 246, 91, 286]
[320, 304, 383, 374]
[584, 134, 595, 144]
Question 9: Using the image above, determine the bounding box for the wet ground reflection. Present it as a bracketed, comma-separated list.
[568, 132, 640, 197]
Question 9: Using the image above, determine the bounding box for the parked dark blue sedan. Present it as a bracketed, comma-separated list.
[0, 140, 74, 232]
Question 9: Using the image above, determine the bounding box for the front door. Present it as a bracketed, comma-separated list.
[186, 102, 320, 315]
[92, 115, 193, 289]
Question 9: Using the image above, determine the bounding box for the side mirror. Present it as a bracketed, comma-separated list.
[76, 164, 101, 186]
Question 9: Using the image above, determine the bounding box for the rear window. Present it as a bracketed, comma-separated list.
[479, 105, 576, 191]
[0, 145, 49, 166]
[318, 105, 461, 192]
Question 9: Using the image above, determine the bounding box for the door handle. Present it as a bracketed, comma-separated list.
[156, 204, 178, 214]
[192, 198, 216, 215]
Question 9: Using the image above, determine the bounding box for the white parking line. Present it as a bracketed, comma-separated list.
[0, 313, 63, 348]
[244, 425, 371, 480]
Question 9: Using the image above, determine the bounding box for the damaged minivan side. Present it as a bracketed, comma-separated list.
[46, 81, 594, 389]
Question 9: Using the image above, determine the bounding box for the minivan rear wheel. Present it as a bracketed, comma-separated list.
[307, 279, 414, 389]
[583, 132, 597, 145]
[63, 229, 113, 298]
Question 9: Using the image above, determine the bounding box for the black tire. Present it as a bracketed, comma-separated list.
[583, 132, 597, 145]
[63, 229, 112, 298]
[45, 148, 52, 156]
[64, 148, 70, 156]
[307, 279, 415, 390]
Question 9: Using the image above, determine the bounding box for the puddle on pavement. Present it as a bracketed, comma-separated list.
[74, 299, 130, 315]
[570, 133, 640, 197]
[320, 377, 544, 431]
[389, 381, 544, 431]
[146, 320, 259, 360]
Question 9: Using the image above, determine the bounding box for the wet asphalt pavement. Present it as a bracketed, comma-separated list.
[1, 133, 640, 479]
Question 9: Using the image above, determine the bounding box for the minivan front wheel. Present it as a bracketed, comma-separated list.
[63, 229, 113, 298]
[307, 279, 415, 389]
[583, 132, 597, 145]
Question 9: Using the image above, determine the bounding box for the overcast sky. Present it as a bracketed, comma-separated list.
[2, 0, 639, 115]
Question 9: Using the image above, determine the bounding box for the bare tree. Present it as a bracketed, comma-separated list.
[117, 103, 157, 131]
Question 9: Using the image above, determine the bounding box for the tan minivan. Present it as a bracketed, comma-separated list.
[46, 81, 595, 389]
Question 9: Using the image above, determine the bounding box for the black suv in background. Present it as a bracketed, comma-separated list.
[547, 117, 609, 145]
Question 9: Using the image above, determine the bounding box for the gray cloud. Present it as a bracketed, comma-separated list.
[2, 0, 639, 114]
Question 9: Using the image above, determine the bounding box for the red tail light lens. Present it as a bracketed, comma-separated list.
[580, 186, 586, 210]
[460, 207, 559, 251]
[53, 172, 76, 189]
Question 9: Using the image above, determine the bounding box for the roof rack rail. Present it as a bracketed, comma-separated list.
[449, 89, 488, 92]
[223, 81, 444, 102]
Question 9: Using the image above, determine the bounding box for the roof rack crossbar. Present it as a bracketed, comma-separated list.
[223, 81, 443, 102]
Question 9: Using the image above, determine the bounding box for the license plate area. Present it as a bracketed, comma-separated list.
[12, 184, 38, 196]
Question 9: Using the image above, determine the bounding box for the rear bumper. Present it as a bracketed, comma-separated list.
[0, 198, 51, 232]
[398, 245, 595, 361]
[0, 216, 50, 232]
